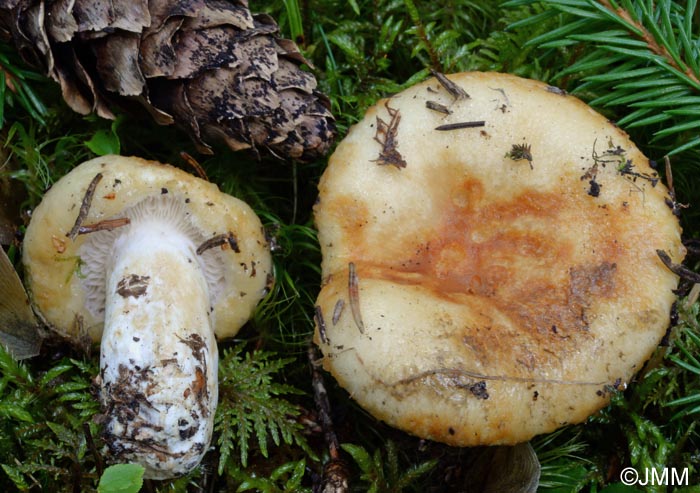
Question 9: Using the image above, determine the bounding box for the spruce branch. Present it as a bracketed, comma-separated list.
[506, 0, 700, 156]
[532, 429, 595, 491]
[595, 0, 700, 87]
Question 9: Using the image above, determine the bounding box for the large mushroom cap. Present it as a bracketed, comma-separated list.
[23, 155, 272, 343]
[313, 72, 685, 446]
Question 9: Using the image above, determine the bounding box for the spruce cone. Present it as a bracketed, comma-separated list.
[0, 0, 336, 161]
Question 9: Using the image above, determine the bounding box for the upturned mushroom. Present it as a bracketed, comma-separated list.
[22, 155, 272, 478]
[313, 72, 685, 446]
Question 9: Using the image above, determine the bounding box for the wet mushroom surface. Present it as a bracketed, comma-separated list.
[313, 71, 686, 446]
[22, 155, 272, 479]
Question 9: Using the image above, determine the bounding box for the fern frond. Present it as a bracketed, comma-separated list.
[215, 344, 311, 473]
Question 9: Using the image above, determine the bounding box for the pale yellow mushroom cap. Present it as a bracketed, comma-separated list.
[23, 155, 272, 343]
[313, 72, 685, 446]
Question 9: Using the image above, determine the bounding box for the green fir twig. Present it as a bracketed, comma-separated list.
[505, 0, 700, 157]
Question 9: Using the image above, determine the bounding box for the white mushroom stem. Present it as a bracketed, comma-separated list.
[99, 217, 218, 480]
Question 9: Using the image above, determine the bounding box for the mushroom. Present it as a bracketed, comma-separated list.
[22, 155, 272, 478]
[313, 72, 685, 446]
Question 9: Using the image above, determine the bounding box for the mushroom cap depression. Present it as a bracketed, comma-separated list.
[23, 155, 272, 343]
[313, 72, 685, 446]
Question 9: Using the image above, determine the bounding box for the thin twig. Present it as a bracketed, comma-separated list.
[83, 422, 104, 477]
[657, 249, 700, 283]
[77, 217, 130, 235]
[665, 156, 675, 195]
[431, 70, 469, 100]
[14, 458, 40, 489]
[435, 121, 485, 131]
[425, 100, 452, 114]
[180, 151, 209, 181]
[67, 173, 103, 240]
[332, 299, 345, 325]
[372, 102, 407, 169]
[314, 305, 328, 344]
[308, 345, 349, 493]
[196, 232, 240, 255]
[664, 156, 687, 216]
[393, 366, 611, 387]
[348, 262, 364, 334]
